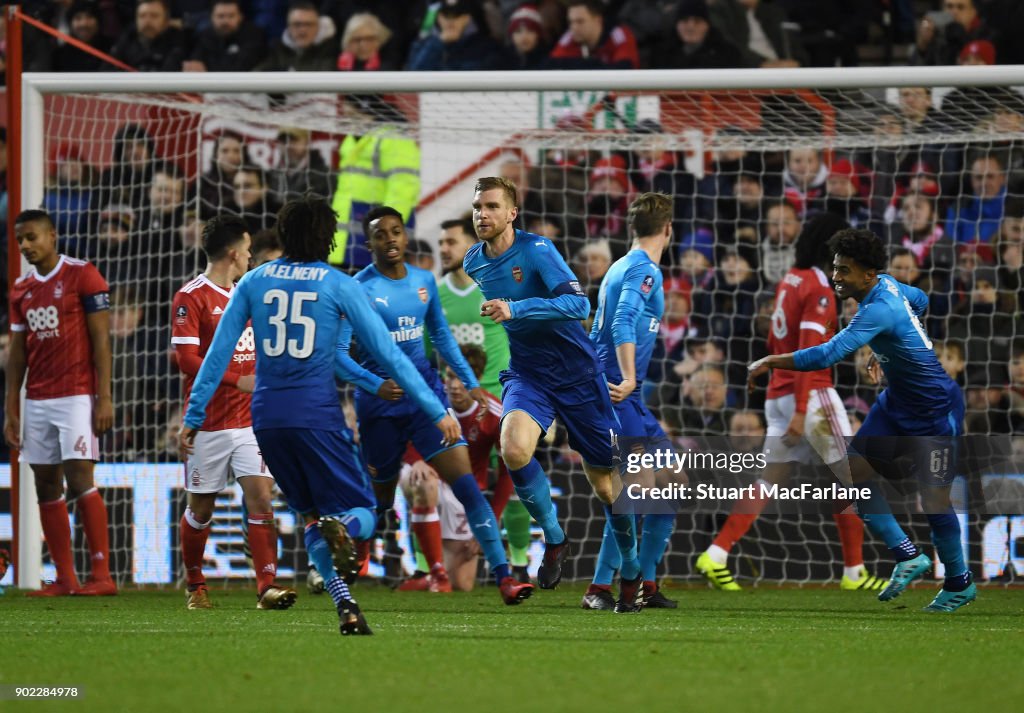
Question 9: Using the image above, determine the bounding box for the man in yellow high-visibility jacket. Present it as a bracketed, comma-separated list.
[330, 95, 420, 270]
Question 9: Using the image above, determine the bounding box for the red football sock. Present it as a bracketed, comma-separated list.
[357, 540, 371, 577]
[410, 506, 444, 569]
[490, 469, 513, 522]
[38, 497, 78, 586]
[712, 490, 770, 551]
[75, 488, 111, 580]
[247, 512, 279, 594]
[180, 509, 211, 588]
[833, 512, 865, 567]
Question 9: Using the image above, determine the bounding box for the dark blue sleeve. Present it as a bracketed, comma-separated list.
[335, 314, 386, 394]
[508, 241, 589, 321]
[792, 303, 890, 371]
[424, 278, 480, 390]
[183, 277, 251, 429]
[338, 279, 448, 423]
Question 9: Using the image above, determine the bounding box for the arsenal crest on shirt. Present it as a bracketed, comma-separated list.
[418, 287, 429, 303]
[512, 266, 523, 282]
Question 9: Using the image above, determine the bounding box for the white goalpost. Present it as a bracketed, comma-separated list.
[10, 66, 1024, 590]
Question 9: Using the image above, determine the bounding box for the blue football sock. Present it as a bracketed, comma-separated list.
[329, 507, 375, 541]
[509, 459, 564, 546]
[449, 474, 511, 585]
[303, 522, 339, 590]
[927, 511, 968, 587]
[592, 519, 621, 586]
[639, 514, 674, 582]
[856, 480, 913, 557]
[604, 505, 640, 581]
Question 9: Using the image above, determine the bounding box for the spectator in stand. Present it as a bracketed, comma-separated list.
[676, 228, 715, 286]
[946, 153, 1008, 245]
[934, 338, 967, 386]
[781, 148, 827, 218]
[948, 265, 1016, 373]
[227, 164, 282, 235]
[269, 126, 332, 202]
[910, 0, 991, 66]
[652, 0, 745, 70]
[52, 1, 114, 72]
[44, 144, 95, 257]
[337, 12, 401, 71]
[714, 169, 767, 267]
[548, 0, 639, 69]
[691, 250, 760, 342]
[760, 200, 801, 284]
[890, 192, 955, 277]
[823, 158, 871, 228]
[255, 0, 339, 71]
[887, 246, 923, 287]
[630, 119, 698, 241]
[573, 238, 612, 316]
[407, 0, 500, 71]
[92, 123, 155, 219]
[110, 0, 186, 71]
[500, 3, 551, 69]
[498, 155, 547, 230]
[199, 131, 250, 220]
[615, 0, 681, 68]
[899, 86, 952, 135]
[773, 0, 866, 67]
[184, 0, 267, 72]
[995, 218, 1024, 313]
[709, 0, 809, 68]
[669, 363, 730, 437]
[329, 93, 419, 271]
[585, 155, 635, 256]
[138, 161, 186, 258]
[660, 276, 695, 356]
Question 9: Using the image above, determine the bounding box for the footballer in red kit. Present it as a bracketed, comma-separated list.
[4, 209, 116, 596]
[170, 215, 296, 611]
[696, 215, 884, 592]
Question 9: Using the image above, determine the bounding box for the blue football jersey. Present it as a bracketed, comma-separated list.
[793, 274, 957, 427]
[336, 263, 479, 392]
[463, 230, 601, 389]
[590, 249, 663, 386]
[183, 259, 447, 432]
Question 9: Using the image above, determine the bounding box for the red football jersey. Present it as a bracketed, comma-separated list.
[9, 255, 109, 400]
[455, 392, 505, 492]
[171, 274, 254, 431]
[766, 266, 836, 408]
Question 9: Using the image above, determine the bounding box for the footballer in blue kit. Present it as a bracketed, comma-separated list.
[179, 198, 463, 635]
[584, 193, 679, 612]
[465, 176, 637, 602]
[748, 228, 975, 612]
[336, 205, 533, 606]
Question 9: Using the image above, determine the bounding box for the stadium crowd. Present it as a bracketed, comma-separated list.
[0, 0, 1022, 469]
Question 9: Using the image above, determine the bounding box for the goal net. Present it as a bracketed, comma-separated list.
[6, 68, 1024, 590]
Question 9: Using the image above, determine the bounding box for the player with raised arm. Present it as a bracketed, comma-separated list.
[696, 215, 884, 593]
[179, 197, 461, 635]
[5, 209, 116, 596]
[437, 218, 531, 582]
[172, 215, 295, 611]
[583, 193, 679, 611]
[465, 177, 643, 612]
[336, 206, 533, 605]
[748, 228, 974, 612]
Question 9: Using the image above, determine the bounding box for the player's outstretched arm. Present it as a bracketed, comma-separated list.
[85, 308, 114, 435]
[424, 280, 480, 392]
[337, 279, 448, 425]
[3, 331, 27, 449]
[183, 279, 252, 431]
[505, 241, 590, 322]
[334, 315, 387, 395]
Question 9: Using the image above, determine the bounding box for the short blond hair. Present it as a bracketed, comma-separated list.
[474, 176, 518, 208]
[342, 12, 391, 52]
[628, 192, 673, 239]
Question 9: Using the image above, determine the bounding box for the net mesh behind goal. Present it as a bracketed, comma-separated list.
[14, 78, 1024, 589]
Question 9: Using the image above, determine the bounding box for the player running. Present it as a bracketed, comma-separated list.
[180, 197, 460, 635]
[696, 215, 884, 592]
[465, 176, 642, 611]
[5, 209, 116, 596]
[437, 218, 532, 582]
[583, 193, 680, 611]
[336, 206, 533, 605]
[749, 228, 974, 612]
[172, 215, 296, 611]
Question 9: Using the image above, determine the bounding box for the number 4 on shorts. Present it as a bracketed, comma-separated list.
[74, 436, 88, 457]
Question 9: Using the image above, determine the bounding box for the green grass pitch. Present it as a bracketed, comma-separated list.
[2, 584, 1022, 713]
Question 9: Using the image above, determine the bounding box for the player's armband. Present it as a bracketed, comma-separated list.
[82, 291, 110, 313]
[553, 281, 585, 297]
